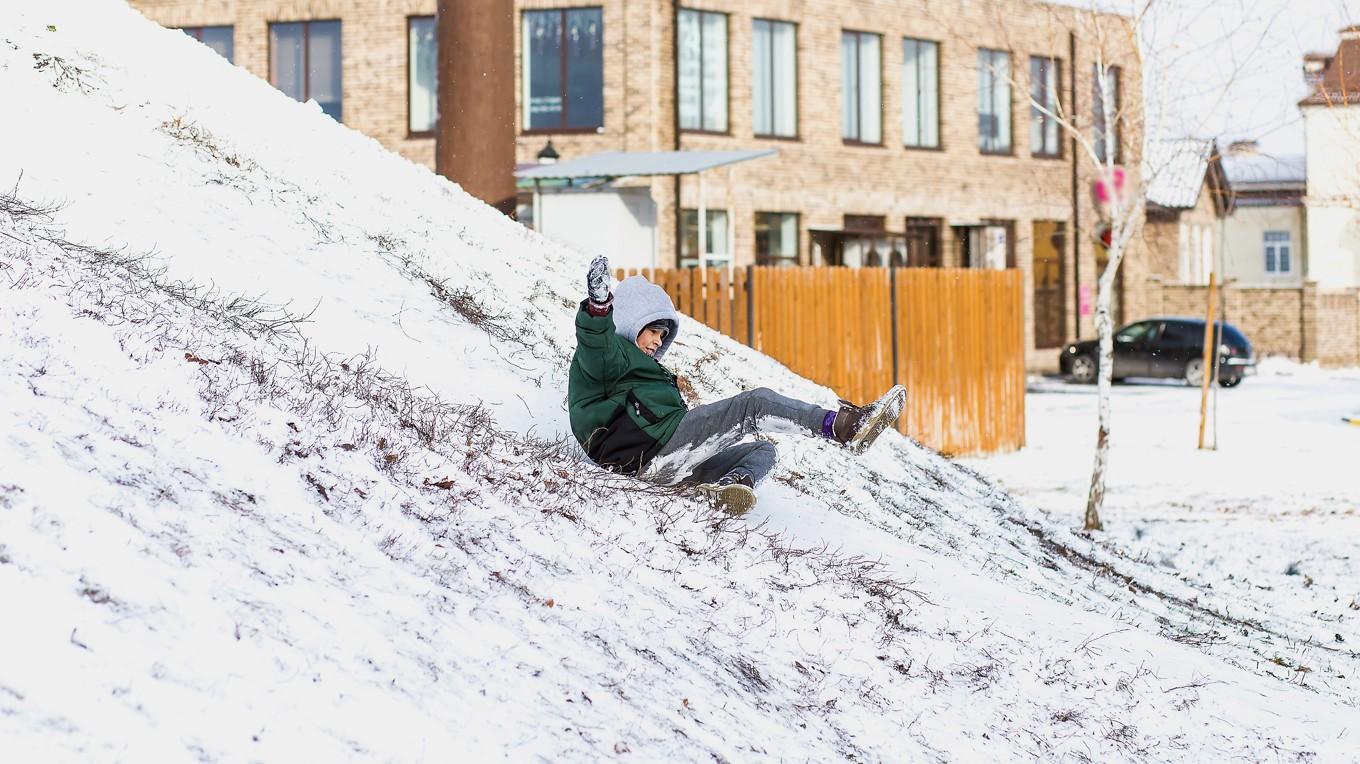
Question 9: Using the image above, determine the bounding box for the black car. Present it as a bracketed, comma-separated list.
[1059, 318, 1256, 387]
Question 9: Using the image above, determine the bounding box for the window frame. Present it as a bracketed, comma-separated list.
[677, 8, 731, 135]
[1093, 63, 1122, 164]
[1029, 55, 1063, 159]
[179, 25, 236, 64]
[267, 19, 343, 123]
[521, 7, 606, 134]
[680, 208, 732, 268]
[902, 36, 942, 151]
[751, 18, 799, 141]
[977, 47, 1013, 156]
[1263, 230, 1292, 274]
[754, 211, 801, 265]
[406, 15, 437, 138]
[841, 29, 884, 147]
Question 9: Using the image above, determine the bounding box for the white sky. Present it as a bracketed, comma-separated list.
[1052, 0, 1358, 155]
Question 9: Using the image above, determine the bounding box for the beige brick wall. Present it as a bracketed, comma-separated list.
[128, 0, 1145, 368]
[1315, 288, 1360, 367]
[1148, 281, 1360, 366]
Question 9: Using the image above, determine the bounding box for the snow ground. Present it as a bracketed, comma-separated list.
[1, 2, 1357, 761]
[961, 366, 1360, 690]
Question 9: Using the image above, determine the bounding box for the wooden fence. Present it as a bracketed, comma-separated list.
[615, 266, 1025, 456]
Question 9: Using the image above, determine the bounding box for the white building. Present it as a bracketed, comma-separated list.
[1220, 143, 1306, 286]
[1300, 26, 1360, 288]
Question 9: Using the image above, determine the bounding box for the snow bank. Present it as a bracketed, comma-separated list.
[1, 2, 1354, 761]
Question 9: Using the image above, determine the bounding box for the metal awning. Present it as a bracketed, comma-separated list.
[515, 149, 776, 180]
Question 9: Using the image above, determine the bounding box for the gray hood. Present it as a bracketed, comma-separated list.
[613, 275, 681, 360]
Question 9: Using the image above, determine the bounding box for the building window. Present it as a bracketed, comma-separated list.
[1178, 221, 1213, 285]
[755, 212, 799, 265]
[523, 8, 604, 131]
[841, 31, 881, 144]
[1093, 64, 1121, 163]
[977, 48, 1011, 154]
[902, 38, 939, 148]
[678, 9, 728, 133]
[408, 16, 437, 135]
[752, 19, 796, 138]
[180, 26, 235, 63]
[1029, 56, 1061, 157]
[1264, 230, 1292, 273]
[681, 209, 730, 268]
[269, 20, 342, 122]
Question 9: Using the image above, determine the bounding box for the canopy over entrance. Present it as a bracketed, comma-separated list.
[515, 149, 778, 268]
[514, 149, 776, 181]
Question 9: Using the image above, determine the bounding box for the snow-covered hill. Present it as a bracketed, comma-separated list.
[1, 3, 1354, 761]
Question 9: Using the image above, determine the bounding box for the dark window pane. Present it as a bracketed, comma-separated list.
[677, 10, 701, 130]
[755, 212, 798, 264]
[194, 26, 235, 63]
[409, 17, 437, 133]
[564, 8, 603, 129]
[269, 23, 306, 103]
[308, 21, 342, 122]
[524, 11, 564, 129]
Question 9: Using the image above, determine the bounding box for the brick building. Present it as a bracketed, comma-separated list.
[129, 0, 1146, 369]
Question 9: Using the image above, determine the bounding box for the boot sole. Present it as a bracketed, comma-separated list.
[850, 385, 906, 454]
[696, 483, 758, 516]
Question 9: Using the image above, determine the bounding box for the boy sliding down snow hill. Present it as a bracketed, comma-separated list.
[568, 255, 906, 515]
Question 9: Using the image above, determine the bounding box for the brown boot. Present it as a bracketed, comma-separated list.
[831, 385, 906, 453]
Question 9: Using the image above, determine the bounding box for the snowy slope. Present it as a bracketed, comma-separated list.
[1, 3, 1355, 761]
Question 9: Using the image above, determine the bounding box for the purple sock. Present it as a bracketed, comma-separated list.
[821, 409, 838, 439]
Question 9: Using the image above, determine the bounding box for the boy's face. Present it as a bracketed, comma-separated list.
[635, 326, 665, 356]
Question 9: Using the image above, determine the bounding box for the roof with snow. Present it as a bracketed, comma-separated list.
[1144, 138, 1230, 215]
[514, 149, 777, 180]
[1221, 153, 1306, 187]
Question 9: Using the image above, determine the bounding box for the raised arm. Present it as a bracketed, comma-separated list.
[573, 255, 628, 384]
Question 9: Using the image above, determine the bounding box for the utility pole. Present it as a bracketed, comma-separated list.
[436, 0, 516, 216]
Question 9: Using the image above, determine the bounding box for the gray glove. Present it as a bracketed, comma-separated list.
[586, 255, 611, 304]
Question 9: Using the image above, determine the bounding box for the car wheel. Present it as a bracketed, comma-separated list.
[1183, 358, 1205, 386]
[1071, 354, 1097, 384]
[1218, 374, 1242, 388]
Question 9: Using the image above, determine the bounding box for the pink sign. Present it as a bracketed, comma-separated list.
[1079, 285, 1093, 316]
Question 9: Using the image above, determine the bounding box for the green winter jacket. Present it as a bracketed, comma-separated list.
[568, 277, 687, 473]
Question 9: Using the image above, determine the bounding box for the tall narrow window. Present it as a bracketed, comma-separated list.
[755, 212, 799, 265]
[1030, 56, 1061, 157]
[752, 19, 796, 138]
[1093, 64, 1121, 163]
[977, 48, 1011, 153]
[681, 209, 730, 268]
[523, 8, 604, 131]
[678, 9, 728, 132]
[841, 31, 881, 144]
[269, 20, 342, 122]
[1264, 231, 1292, 273]
[902, 38, 939, 148]
[180, 26, 235, 63]
[408, 16, 437, 134]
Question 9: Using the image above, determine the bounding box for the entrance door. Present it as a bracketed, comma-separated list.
[1032, 221, 1065, 348]
[905, 218, 942, 267]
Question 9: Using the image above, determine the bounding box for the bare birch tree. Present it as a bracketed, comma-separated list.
[930, 0, 1271, 529]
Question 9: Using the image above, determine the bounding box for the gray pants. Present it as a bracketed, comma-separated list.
[647, 387, 828, 486]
